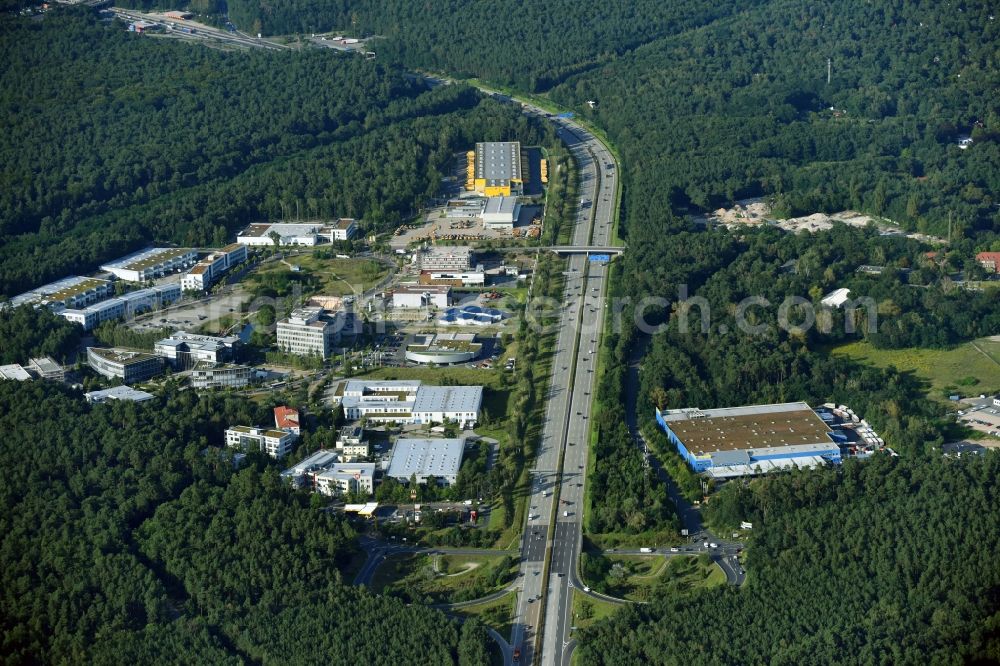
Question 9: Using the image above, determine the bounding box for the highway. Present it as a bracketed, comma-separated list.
[496, 103, 617, 665]
[110, 8, 290, 51]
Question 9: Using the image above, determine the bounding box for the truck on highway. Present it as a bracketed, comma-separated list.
[513, 646, 521, 661]
[639, 547, 654, 553]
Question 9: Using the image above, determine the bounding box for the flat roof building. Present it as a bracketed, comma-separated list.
[330, 379, 482, 428]
[386, 437, 466, 486]
[7, 276, 114, 311]
[656, 402, 841, 478]
[155, 331, 239, 369]
[0, 364, 32, 381]
[87, 347, 163, 383]
[474, 142, 523, 197]
[337, 425, 370, 461]
[181, 244, 247, 292]
[405, 333, 482, 365]
[29, 357, 64, 382]
[84, 385, 156, 403]
[237, 223, 323, 246]
[101, 247, 197, 282]
[392, 284, 452, 309]
[481, 196, 520, 230]
[226, 425, 297, 459]
[60, 283, 181, 331]
[325, 218, 358, 241]
[190, 364, 253, 390]
[418, 246, 474, 272]
[412, 386, 483, 428]
[276, 307, 343, 359]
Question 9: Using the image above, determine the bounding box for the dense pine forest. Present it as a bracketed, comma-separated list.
[0, 382, 485, 663]
[577, 454, 1000, 665]
[0, 9, 549, 296]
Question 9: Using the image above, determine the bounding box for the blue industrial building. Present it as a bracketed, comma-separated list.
[655, 401, 842, 478]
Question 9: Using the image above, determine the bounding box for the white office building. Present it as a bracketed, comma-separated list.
[337, 424, 370, 460]
[155, 331, 240, 369]
[315, 463, 377, 496]
[276, 307, 343, 359]
[190, 364, 253, 389]
[237, 223, 324, 246]
[386, 437, 466, 486]
[225, 425, 298, 459]
[325, 218, 358, 241]
[101, 248, 197, 282]
[60, 284, 181, 330]
[181, 244, 248, 292]
[0, 364, 32, 381]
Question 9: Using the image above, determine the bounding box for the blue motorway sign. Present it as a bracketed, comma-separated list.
[589, 254, 610, 263]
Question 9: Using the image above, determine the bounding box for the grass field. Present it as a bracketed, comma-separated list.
[246, 253, 388, 298]
[831, 337, 1000, 403]
[452, 592, 518, 639]
[571, 589, 622, 631]
[581, 554, 726, 602]
[372, 553, 517, 604]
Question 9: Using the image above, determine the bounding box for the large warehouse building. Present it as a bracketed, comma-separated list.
[386, 437, 466, 486]
[655, 401, 841, 478]
[473, 142, 523, 197]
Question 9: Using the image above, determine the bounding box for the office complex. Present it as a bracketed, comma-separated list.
[7, 276, 114, 310]
[60, 284, 181, 330]
[391, 284, 452, 309]
[281, 450, 376, 496]
[655, 401, 841, 478]
[330, 379, 482, 428]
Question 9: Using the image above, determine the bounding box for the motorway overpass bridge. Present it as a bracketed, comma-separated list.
[488, 245, 625, 256]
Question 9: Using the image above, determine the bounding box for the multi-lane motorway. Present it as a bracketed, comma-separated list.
[500, 104, 618, 664]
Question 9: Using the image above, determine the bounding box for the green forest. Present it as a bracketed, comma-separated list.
[577, 455, 1000, 664]
[0, 382, 487, 663]
[0, 8, 551, 296]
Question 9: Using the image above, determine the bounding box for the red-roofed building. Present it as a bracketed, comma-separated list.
[976, 252, 1000, 273]
[274, 406, 301, 435]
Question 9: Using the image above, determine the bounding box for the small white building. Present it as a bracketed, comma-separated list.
[392, 284, 451, 309]
[337, 424, 370, 460]
[225, 425, 298, 459]
[315, 463, 377, 496]
[821, 288, 852, 308]
[325, 218, 358, 241]
[237, 223, 323, 246]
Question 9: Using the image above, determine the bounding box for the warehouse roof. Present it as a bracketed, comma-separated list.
[484, 196, 518, 214]
[102, 247, 192, 272]
[386, 437, 465, 480]
[413, 385, 483, 414]
[475, 142, 522, 185]
[659, 402, 833, 456]
[84, 385, 156, 403]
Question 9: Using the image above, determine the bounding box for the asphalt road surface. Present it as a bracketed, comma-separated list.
[492, 104, 617, 665]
